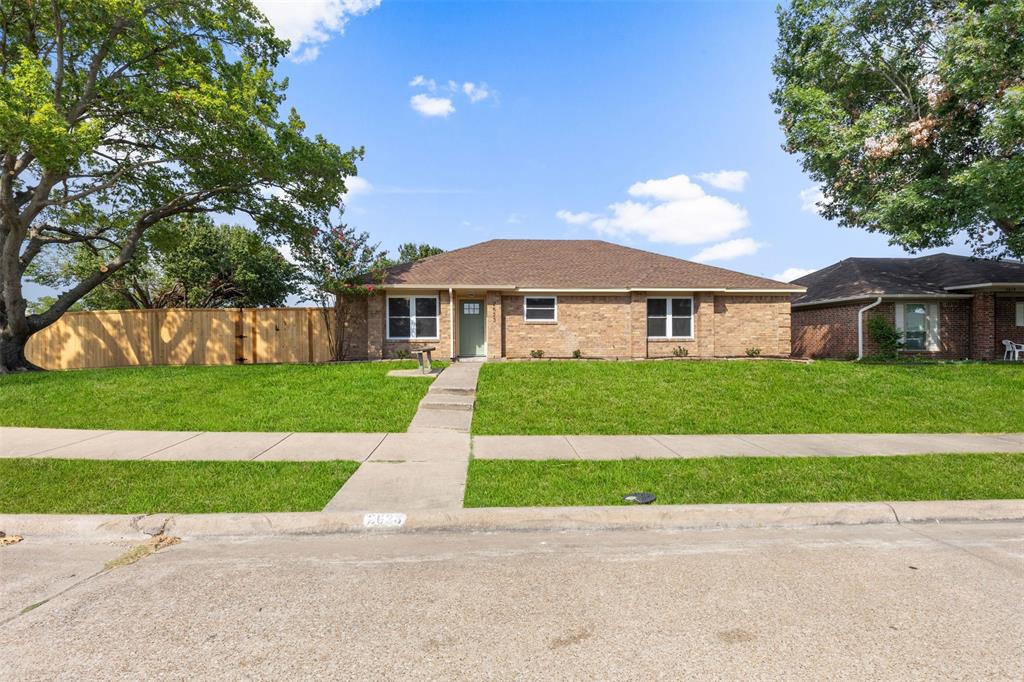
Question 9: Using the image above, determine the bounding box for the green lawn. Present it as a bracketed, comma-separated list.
[0, 361, 440, 432]
[464, 454, 1024, 507]
[472, 360, 1024, 434]
[0, 458, 359, 514]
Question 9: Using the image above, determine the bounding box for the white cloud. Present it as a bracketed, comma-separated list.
[696, 170, 748, 192]
[344, 176, 372, 196]
[254, 0, 381, 63]
[555, 209, 601, 225]
[408, 74, 436, 91]
[507, 213, 523, 224]
[571, 173, 749, 245]
[410, 94, 455, 118]
[691, 238, 764, 263]
[800, 186, 831, 214]
[463, 82, 490, 103]
[772, 267, 815, 282]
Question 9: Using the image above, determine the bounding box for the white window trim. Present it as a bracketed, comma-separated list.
[386, 294, 440, 341]
[895, 301, 940, 352]
[646, 296, 695, 340]
[524, 296, 558, 323]
[1016, 301, 1024, 327]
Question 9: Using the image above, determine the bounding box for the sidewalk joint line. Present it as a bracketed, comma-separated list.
[565, 436, 582, 460]
[251, 433, 294, 460]
[733, 435, 777, 455]
[139, 432, 204, 460]
[26, 429, 114, 457]
[365, 433, 389, 462]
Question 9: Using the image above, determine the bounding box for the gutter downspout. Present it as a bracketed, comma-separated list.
[857, 297, 883, 360]
[449, 287, 455, 361]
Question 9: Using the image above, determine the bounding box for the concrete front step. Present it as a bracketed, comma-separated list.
[408, 408, 474, 433]
[418, 394, 475, 411]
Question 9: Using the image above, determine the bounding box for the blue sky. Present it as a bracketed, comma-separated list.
[25, 1, 971, 304]
[257, 0, 968, 284]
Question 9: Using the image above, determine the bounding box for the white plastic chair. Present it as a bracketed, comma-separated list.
[1004, 340, 1024, 361]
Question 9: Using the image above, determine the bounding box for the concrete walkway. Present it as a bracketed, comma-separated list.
[406, 361, 482, 433]
[472, 433, 1024, 459]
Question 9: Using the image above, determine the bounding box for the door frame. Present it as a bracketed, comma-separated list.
[457, 297, 486, 357]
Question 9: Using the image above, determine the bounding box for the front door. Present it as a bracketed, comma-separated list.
[459, 300, 485, 357]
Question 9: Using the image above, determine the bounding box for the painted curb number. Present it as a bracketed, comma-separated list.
[363, 512, 407, 528]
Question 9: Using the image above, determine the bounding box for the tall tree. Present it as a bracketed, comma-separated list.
[395, 242, 444, 264]
[772, 0, 1024, 258]
[0, 1, 360, 372]
[30, 217, 300, 309]
[294, 224, 383, 362]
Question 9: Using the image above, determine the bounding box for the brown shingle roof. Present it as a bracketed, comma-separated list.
[792, 253, 1024, 306]
[380, 239, 799, 290]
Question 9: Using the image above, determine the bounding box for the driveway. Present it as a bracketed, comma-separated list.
[2, 522, 1021, 679]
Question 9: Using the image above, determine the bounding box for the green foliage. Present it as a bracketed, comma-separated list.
[745, 347, 762, 357]
[772, 0, 1024, 258]
[0, 0, 362, 370]
[672, 346, 689, 357]
[867, 315, 902, 358]
[530, 349, 545, 359]
[572, 349, 583, 359]
[378, 242, 445, 269]
[29, 217, 299, 309]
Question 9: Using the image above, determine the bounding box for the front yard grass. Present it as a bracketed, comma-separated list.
[472, 360, 1024, 434]
[0, 458, 359, 514]
[0, 361, 440, 432]
[464, 454, 1024, 507]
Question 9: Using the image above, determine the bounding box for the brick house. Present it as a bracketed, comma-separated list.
[342, 239, 803, 360]
[791, 254, 1024, 360]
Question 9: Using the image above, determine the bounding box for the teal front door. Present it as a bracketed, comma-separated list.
[459, 300, 485, 357]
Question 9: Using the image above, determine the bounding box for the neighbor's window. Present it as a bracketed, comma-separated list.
[387, 295, 439, 339]
[896, 302, 938, 351]
[647, 297, 693, 338]
[1017, 302, 1024, 327]
[524, 297, 557, 322]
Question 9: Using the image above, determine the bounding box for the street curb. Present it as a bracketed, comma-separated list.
[2, 500, 1022, 540]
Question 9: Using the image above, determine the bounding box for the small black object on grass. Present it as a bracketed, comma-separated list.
[623, 492, 656, 505]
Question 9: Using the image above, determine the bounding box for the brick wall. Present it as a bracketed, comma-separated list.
[995, 296, 1024, 358]
[791, 299, 972, 359]
[971, 292, 996, 360]
[336, 296, 369, 360]
[712, 296, 792, 357]
[502, 295, 633, 358]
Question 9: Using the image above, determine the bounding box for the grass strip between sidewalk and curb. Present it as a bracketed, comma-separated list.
[0, 458, 360, 514]
[464, 453, 1024, 507]
[0, 361, 444, 433]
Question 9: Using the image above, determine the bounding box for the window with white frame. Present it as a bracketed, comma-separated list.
[895, 302, 939, 351]
[524, 297, 557, 322]
[387, 295, 439, 339]
[647, 297, 693, 338]
[1017, 301, 1024, 327]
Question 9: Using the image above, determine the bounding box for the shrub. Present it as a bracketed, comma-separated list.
[394, 349, 411, 360]
[745, 347, 762, 357]
[672, 346, 689, 357]
[867, 316, 901, 359]
[572, 349, 583, 359]
[530, 349, 545, 359]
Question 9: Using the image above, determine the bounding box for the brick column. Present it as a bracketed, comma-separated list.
[366, 293, 384, 360]
[485, 291, 503, 359]
[629, 292, 647, 358]
[970, 292, 996, 360]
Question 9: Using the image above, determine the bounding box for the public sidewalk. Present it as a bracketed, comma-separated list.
[4, 427, 1024, 462]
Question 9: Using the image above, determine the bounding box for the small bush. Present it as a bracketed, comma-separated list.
[572, 349, 583, 359]
[867, 316, 901, 359]
[745, 347, 762, 357]
[394, 349, 411, 360]
[530, 349, 545, 359]
[672, 346, 689, 357]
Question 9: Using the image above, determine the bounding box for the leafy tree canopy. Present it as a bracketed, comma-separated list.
[0, 0, 361, 371]
[772, 0, 1024, 257]
[30, 216, 300, 309]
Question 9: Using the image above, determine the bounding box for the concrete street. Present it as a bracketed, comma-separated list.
[2, 522, 1021, 680]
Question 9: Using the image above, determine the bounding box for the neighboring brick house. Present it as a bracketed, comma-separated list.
[791, 254, 1024, 360]
[342, 239, 802, 360]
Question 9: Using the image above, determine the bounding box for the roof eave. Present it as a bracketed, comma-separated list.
[792, 292, 974, 308]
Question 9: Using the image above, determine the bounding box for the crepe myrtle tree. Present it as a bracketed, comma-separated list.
[294, 224, 385, 362]
[0, 1, 361, 372]
[772, 0, 1024, 258]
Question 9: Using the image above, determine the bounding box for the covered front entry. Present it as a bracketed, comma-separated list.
[458, 299, 486, 357]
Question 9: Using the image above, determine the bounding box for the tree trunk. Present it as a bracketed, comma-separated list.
[0, 330, 42, 373]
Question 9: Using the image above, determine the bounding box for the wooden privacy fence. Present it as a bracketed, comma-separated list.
[26, 307, 337, 370]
